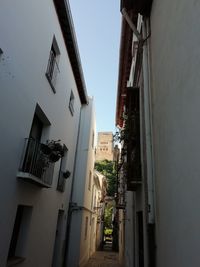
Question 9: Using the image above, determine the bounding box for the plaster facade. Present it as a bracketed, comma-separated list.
[0, 1, 89, 266]
[150, 1, 200, 266]
[116, 1, 200, 267]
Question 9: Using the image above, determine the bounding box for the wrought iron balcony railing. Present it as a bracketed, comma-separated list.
[17, 138, 54, 188]
[125, 87, 142, 191]
[120, 0, 153, 16]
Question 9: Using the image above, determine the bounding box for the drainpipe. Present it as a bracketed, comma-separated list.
[141, 18, 156, 267]
[63, 106, 82, 267]
[142, 18, 155, 225]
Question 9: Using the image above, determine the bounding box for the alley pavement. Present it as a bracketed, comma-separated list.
[85, 243, 122, 267]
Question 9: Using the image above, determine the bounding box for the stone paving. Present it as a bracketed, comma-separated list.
[85, 250, 122, 267]
[84, 241, 123, 267]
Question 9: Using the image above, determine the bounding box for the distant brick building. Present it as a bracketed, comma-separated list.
[95, 132, 114, 161]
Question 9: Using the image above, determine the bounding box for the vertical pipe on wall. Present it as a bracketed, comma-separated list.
[142, 18, 155, 226]
[142, 18, 156, 267]
[63, 106, 82, 267]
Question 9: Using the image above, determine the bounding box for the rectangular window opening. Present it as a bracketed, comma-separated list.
[18, 105, 54, 188]
[7, 205, 32, 265]
[46, 36, 60, 93]
[84, 217, 88, 240]
[69, 90, 75, 115]
[91, 131, 95, 149]
[88, 171, 92, 191]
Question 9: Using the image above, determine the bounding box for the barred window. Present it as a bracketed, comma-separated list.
[46, 37, 60, 93]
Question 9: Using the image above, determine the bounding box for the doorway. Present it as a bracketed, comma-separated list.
[52, 210, 64, 267]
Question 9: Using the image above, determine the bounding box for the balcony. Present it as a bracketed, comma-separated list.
[120, 0, 153, 16]
[125, 87, 142, 191]
[17, 138, 54, 188]
[126, 147, 142, 191]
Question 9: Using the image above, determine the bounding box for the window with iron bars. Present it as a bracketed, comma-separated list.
[46, 37, 60, 93]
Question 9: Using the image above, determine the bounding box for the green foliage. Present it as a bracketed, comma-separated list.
[95, 159, 116, 196]
[104, 228, 113, 235]
[104, 204, 113, 228]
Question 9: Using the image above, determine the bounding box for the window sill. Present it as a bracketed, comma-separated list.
[7, 257, 26, 266]
[69, 104, 74, 116]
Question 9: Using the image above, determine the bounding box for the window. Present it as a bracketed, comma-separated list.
[0, 48, 3, 60]
[69, 90, 75, 115]
[84, 217, 88, 240]
[46, 37, 60, 93]
[7, 205, 32, 265]
[88, 171, 92, 191]
[18, 104, 54, 188]
[91, 131, 95, 149]
[22, 114, 44, 178]
[29, 114, 43, 141]
[52, 210, 64, 266]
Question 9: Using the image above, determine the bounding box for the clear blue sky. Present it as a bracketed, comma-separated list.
[69, 0, 121, 134]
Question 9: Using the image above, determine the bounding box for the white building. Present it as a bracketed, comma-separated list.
[66, 97, 96, 267]
[150, 1, 200, 266]
[116, 5, 149, 265]
[117, 1, 200, 267]
[0, 1, 91, 266]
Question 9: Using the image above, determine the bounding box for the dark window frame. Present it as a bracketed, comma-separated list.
[88, 171, 92, 191]
[69, 90, 75, 115]
[84, 216, 88, 240]
[46, 37, 60, 93]
[7, 205, 32, 265]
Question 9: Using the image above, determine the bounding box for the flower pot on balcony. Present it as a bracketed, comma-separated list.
[40, 144, 52, 155]
[49, 152, 61, 163]
[41, 140, 65, 163]
[48, 142, 64, 156]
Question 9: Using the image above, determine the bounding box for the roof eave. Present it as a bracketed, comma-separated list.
[115, 14, 135, 128]
[53, 0, 88, 105]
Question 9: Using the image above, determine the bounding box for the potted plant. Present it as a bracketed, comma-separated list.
[41, 139, 64, 163]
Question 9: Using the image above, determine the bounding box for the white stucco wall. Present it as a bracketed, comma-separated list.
[70, 97, 96, 206]
[150, 1, 200, 266]
[0, 1, 84, 266]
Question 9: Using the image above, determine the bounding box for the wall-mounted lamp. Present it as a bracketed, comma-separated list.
[62, 170, 71, 179]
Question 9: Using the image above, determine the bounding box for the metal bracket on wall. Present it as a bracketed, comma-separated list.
[121, 8, 143, 41]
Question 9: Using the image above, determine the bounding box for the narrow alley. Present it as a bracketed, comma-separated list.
[2, 0, 200, 267]
[85, 251, 121, 267]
